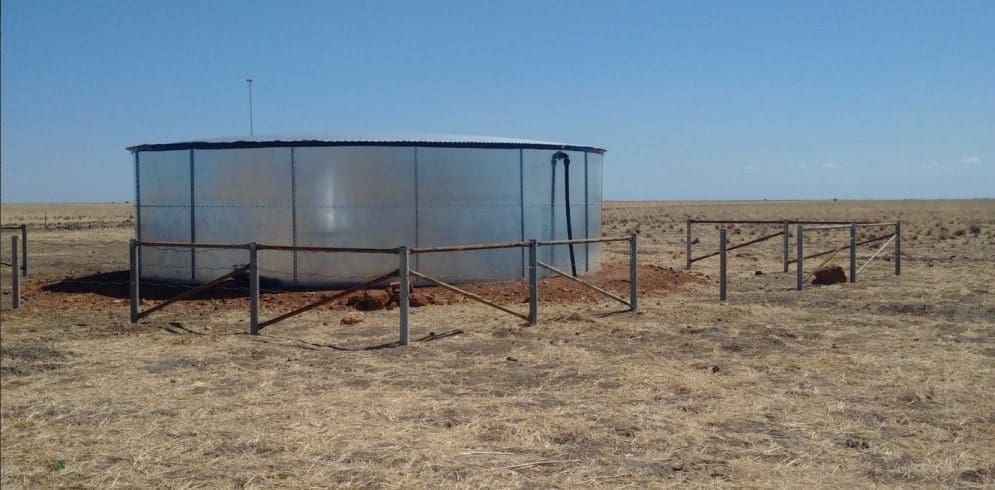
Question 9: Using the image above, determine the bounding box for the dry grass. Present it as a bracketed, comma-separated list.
[0, 203, 133, 229]
[1, 200, 994, 487]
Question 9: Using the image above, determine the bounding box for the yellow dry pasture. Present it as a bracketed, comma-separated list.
[1, 200, 993, 487]
[0, 203, 133, 229]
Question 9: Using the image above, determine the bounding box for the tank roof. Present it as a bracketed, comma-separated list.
[128, 133, 605, 154]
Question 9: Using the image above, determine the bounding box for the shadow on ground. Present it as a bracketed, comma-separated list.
[41, 270, 253, 300]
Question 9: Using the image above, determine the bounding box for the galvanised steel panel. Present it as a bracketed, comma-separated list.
[193, 148, 292, 206]
[194, 208, 294, 283]
[192, 148, 293, 283]
[587, 152, 604, 273]
[139, 207, 192, 282]
[522, 149, 553, 268]
[416, 147, 522, 283]
[137, 150, 192, 282]
[294, 146, 416, 206]
[294, 145, 416, 286]
[133, 140, 603, 287]
[138, 150, 190, 205]
[523, 149, 591, 275]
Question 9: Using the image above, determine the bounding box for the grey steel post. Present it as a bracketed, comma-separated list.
[796, 226, 805, 291]
[528, 239, 538, 324]
[11, 236, 20, 309]
[782, 221, 790, 273]
[685, 220, 692, 269]
[20, 224, 27, 276]
[629, 233, 639, 311]
[895, 221, 902, 275]
[849, 223, 857, 283]
[248, 243, 259, 334]
[719, 228, 727, 301]
[399, 246, 410, 345]
[129, 239, 139, 323]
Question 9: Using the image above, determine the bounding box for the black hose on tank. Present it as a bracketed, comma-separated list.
[552, 152, 578, 276]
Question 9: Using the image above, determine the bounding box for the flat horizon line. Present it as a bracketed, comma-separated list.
[2, 197, 993, 206]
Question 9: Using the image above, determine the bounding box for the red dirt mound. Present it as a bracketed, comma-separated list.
[29, 262, 709, 315]
[345, 291, 390, 311]
[408, 263, 708, 307]
[812, 265, 847, 285]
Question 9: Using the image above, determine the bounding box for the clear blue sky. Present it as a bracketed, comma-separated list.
[2, 0, 993, 202]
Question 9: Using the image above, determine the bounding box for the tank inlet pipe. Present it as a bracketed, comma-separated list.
[552, 151, 578, 276]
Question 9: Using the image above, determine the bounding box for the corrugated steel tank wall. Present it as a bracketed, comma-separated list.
[136, 146, 603, 287]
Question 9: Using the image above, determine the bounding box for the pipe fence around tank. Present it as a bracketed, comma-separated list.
[128, 234, 639, 345]
[0, 225, 28, 311]
[684, 219, 901, 300]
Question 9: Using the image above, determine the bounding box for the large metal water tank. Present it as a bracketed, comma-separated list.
[128, 134, 605, 287]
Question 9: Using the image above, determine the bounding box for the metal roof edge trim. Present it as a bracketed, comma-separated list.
[127, 140, 606, 154]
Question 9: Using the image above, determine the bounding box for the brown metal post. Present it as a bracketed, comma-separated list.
[129, 240, 139, 323]
[11, 236, 20, 309]
[528, 239, 538, 325]
[629, 233, 638, 311]
[782, 220, 790, 273]
[685, 220, 692, 270]
[895, 221, 901, 275]
[850, 223, 857, 283]
[796, 226, 805, 291]
[719, 228, 727, 301]
[399, 246, 410, 346]
[249, 243, 259, 334]
[20, 224, 27, 276]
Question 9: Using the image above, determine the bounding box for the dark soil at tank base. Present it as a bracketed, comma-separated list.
[36, 263, 709, 313]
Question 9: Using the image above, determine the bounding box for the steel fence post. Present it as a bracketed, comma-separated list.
[782, 220, 790, 273]
[629, 233, 638, 311]
[528, 240, 538, 324]
[850, 223, 857, 283]
[796, 226, 805, 291]
[129, 239, 139, 323]
[895, 221, 901, 275]
[11, 236, 20, 309]
[20, 224, 27, 277]
[686, 220, 692, 270]
[719, 228, 727, 301]
[249, 243, 259, 334]
[399, 246, 410, 346]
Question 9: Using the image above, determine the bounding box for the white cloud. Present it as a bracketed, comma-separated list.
[961, 156, 982, 164]
[822, 161, 839, 170]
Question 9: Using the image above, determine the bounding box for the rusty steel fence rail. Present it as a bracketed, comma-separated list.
[689, 230, 785, 265]
[405, 235, 637, 340]
[129, 235, 640, 346]
[685, 219, 900, 273]
[0, 235, 22, 311]
[795, 222, 901, 291]
[0, 224, 28, 276]
[692, 220, 902, 299]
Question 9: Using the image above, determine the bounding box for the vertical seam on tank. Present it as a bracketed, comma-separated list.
[135, 152, 142, 275]
[291, 147, 298, 284]
[550, 154, 556, 267]
[519, 148, 525, 278]
[190, 149, 196, 281]
[584, 152, 589, 272]
[414, 147, 420, 273]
